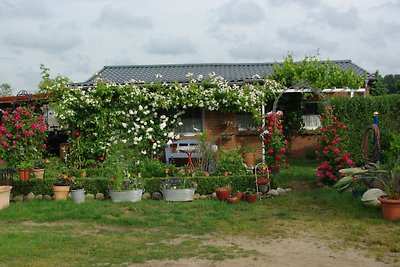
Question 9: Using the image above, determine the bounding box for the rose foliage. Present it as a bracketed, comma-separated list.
[260, 111, 289, 173]
[315, 106, 354, 185]
[0, 106, 47, 167]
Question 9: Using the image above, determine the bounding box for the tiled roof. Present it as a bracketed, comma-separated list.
[77, 60, 373, 86]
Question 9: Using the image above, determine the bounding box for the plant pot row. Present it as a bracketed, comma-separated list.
[215, 188, 257, 203]
[18, 168, 45, 181]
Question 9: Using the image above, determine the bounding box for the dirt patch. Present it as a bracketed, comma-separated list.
[130, 236, 392, 267]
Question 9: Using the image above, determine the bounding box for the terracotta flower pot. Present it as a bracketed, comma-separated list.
[33, 168, 45, 179]
[245, 193, 257, 203]
[226, 196, 240, 203]
[378, 196, 400, 221]
[232, 192, 242, 200]
[18, 169, 31, 181]
[215, 188, 231, 201]
[242, 152, 256, 167]
[53, 185, 70, 201]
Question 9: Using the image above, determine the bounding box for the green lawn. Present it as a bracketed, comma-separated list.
[0, 159, 399, 266]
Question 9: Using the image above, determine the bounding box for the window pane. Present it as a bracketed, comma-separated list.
[175, 108, 203, 135]
[236, 113, 257, 131]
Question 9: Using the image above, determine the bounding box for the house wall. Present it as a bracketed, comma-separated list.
[178, 90, 370, 160]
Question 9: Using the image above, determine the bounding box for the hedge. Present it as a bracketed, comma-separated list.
[330, 94, 400, 164]
[9, 175, 261, 196]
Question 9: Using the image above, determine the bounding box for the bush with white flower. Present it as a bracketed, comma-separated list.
[40, 67, 280, 167]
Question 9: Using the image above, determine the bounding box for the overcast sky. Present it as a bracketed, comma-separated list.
[1, 0, 399, 94]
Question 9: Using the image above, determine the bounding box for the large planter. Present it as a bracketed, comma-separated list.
[242, 152, 256, 167]
[378, 196, 400, 221]
[33, 168, 45, 179]
[109, 189, 143, 203]
[18, 169, 31, 181]
[71, 189, 85, 204]
[162, 188, 195, 202]
[245, 193, 257, 203]
[215, 188, 231, 201]
[0, 185, 12, 210]
[53, 185, 70, 201]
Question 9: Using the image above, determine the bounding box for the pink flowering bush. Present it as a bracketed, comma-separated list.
[0, 106, 47, 167]
[260, 111, 289, 174]
[316, 106, 354, 185]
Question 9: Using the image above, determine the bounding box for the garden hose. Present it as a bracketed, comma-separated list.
[361, 124, 381, 163]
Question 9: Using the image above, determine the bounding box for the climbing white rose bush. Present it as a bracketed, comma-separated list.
[41, 68, 280, 166]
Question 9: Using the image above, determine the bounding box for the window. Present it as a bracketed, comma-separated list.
[175, 108, 204, 136]
[236, 113, 257, 132]
[301, 101, 321, 130]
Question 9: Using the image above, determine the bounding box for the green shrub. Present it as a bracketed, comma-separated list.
[330, 95, 400, 164]
[10, 175, 258, 196]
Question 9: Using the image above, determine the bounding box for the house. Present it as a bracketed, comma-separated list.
[75, 60, 373, 160]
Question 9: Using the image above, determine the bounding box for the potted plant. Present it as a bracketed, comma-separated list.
[53, 174, 73, 200]
[335, 161, 400, 221]
[70, 179, 85, 204]
[160, 178, 196, 202]
[226, 191, 243, 203]
[215, 186, 231, 201]
[256, 177, 270, 193]
[109, 168, 144, 203]
[242, 144, 256, 167]
[33, 159, 46, 179]
[0, 185, 12, 210]
[244, 188, 258, 203]
[16, 161, 34, 181]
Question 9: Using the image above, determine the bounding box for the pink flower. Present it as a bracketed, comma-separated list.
[15, 123, 22, 130]
[1, 142, 8, 148]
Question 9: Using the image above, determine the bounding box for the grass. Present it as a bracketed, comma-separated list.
[1, 158, 399, 266]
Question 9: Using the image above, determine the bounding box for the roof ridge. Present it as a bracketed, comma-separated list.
[102, 60, 355, 69]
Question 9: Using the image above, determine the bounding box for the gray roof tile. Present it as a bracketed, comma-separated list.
[77, 60, 373, 86]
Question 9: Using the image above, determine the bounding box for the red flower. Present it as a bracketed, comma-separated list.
[74, 131, 80, 138]
[267, 149, 274, 154]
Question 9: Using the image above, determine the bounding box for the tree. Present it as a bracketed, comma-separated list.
[370, 71, 388, 96]
[0, 83, 12, 97]
[267, 53, 366, 89]
[383, 74, 400, 94]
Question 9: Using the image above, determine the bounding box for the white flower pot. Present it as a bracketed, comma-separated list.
[162, 188, 195, 202]
[0, 185, 12, 210]
[71, 189, 85, 204]
[109, 189, 143, 203]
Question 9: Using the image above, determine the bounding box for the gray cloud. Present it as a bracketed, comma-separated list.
[96, 4, 153, 30]
[0, 0, 51, 20]
[2, 30, 82, 53]
[268, 0, 320, 8]
[310, 7, 361, 30]
[144, 38, 197, 56]
[211, 0, 265, 25]
[277, 27, 336, 51]
[228, 40, 277, 61]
